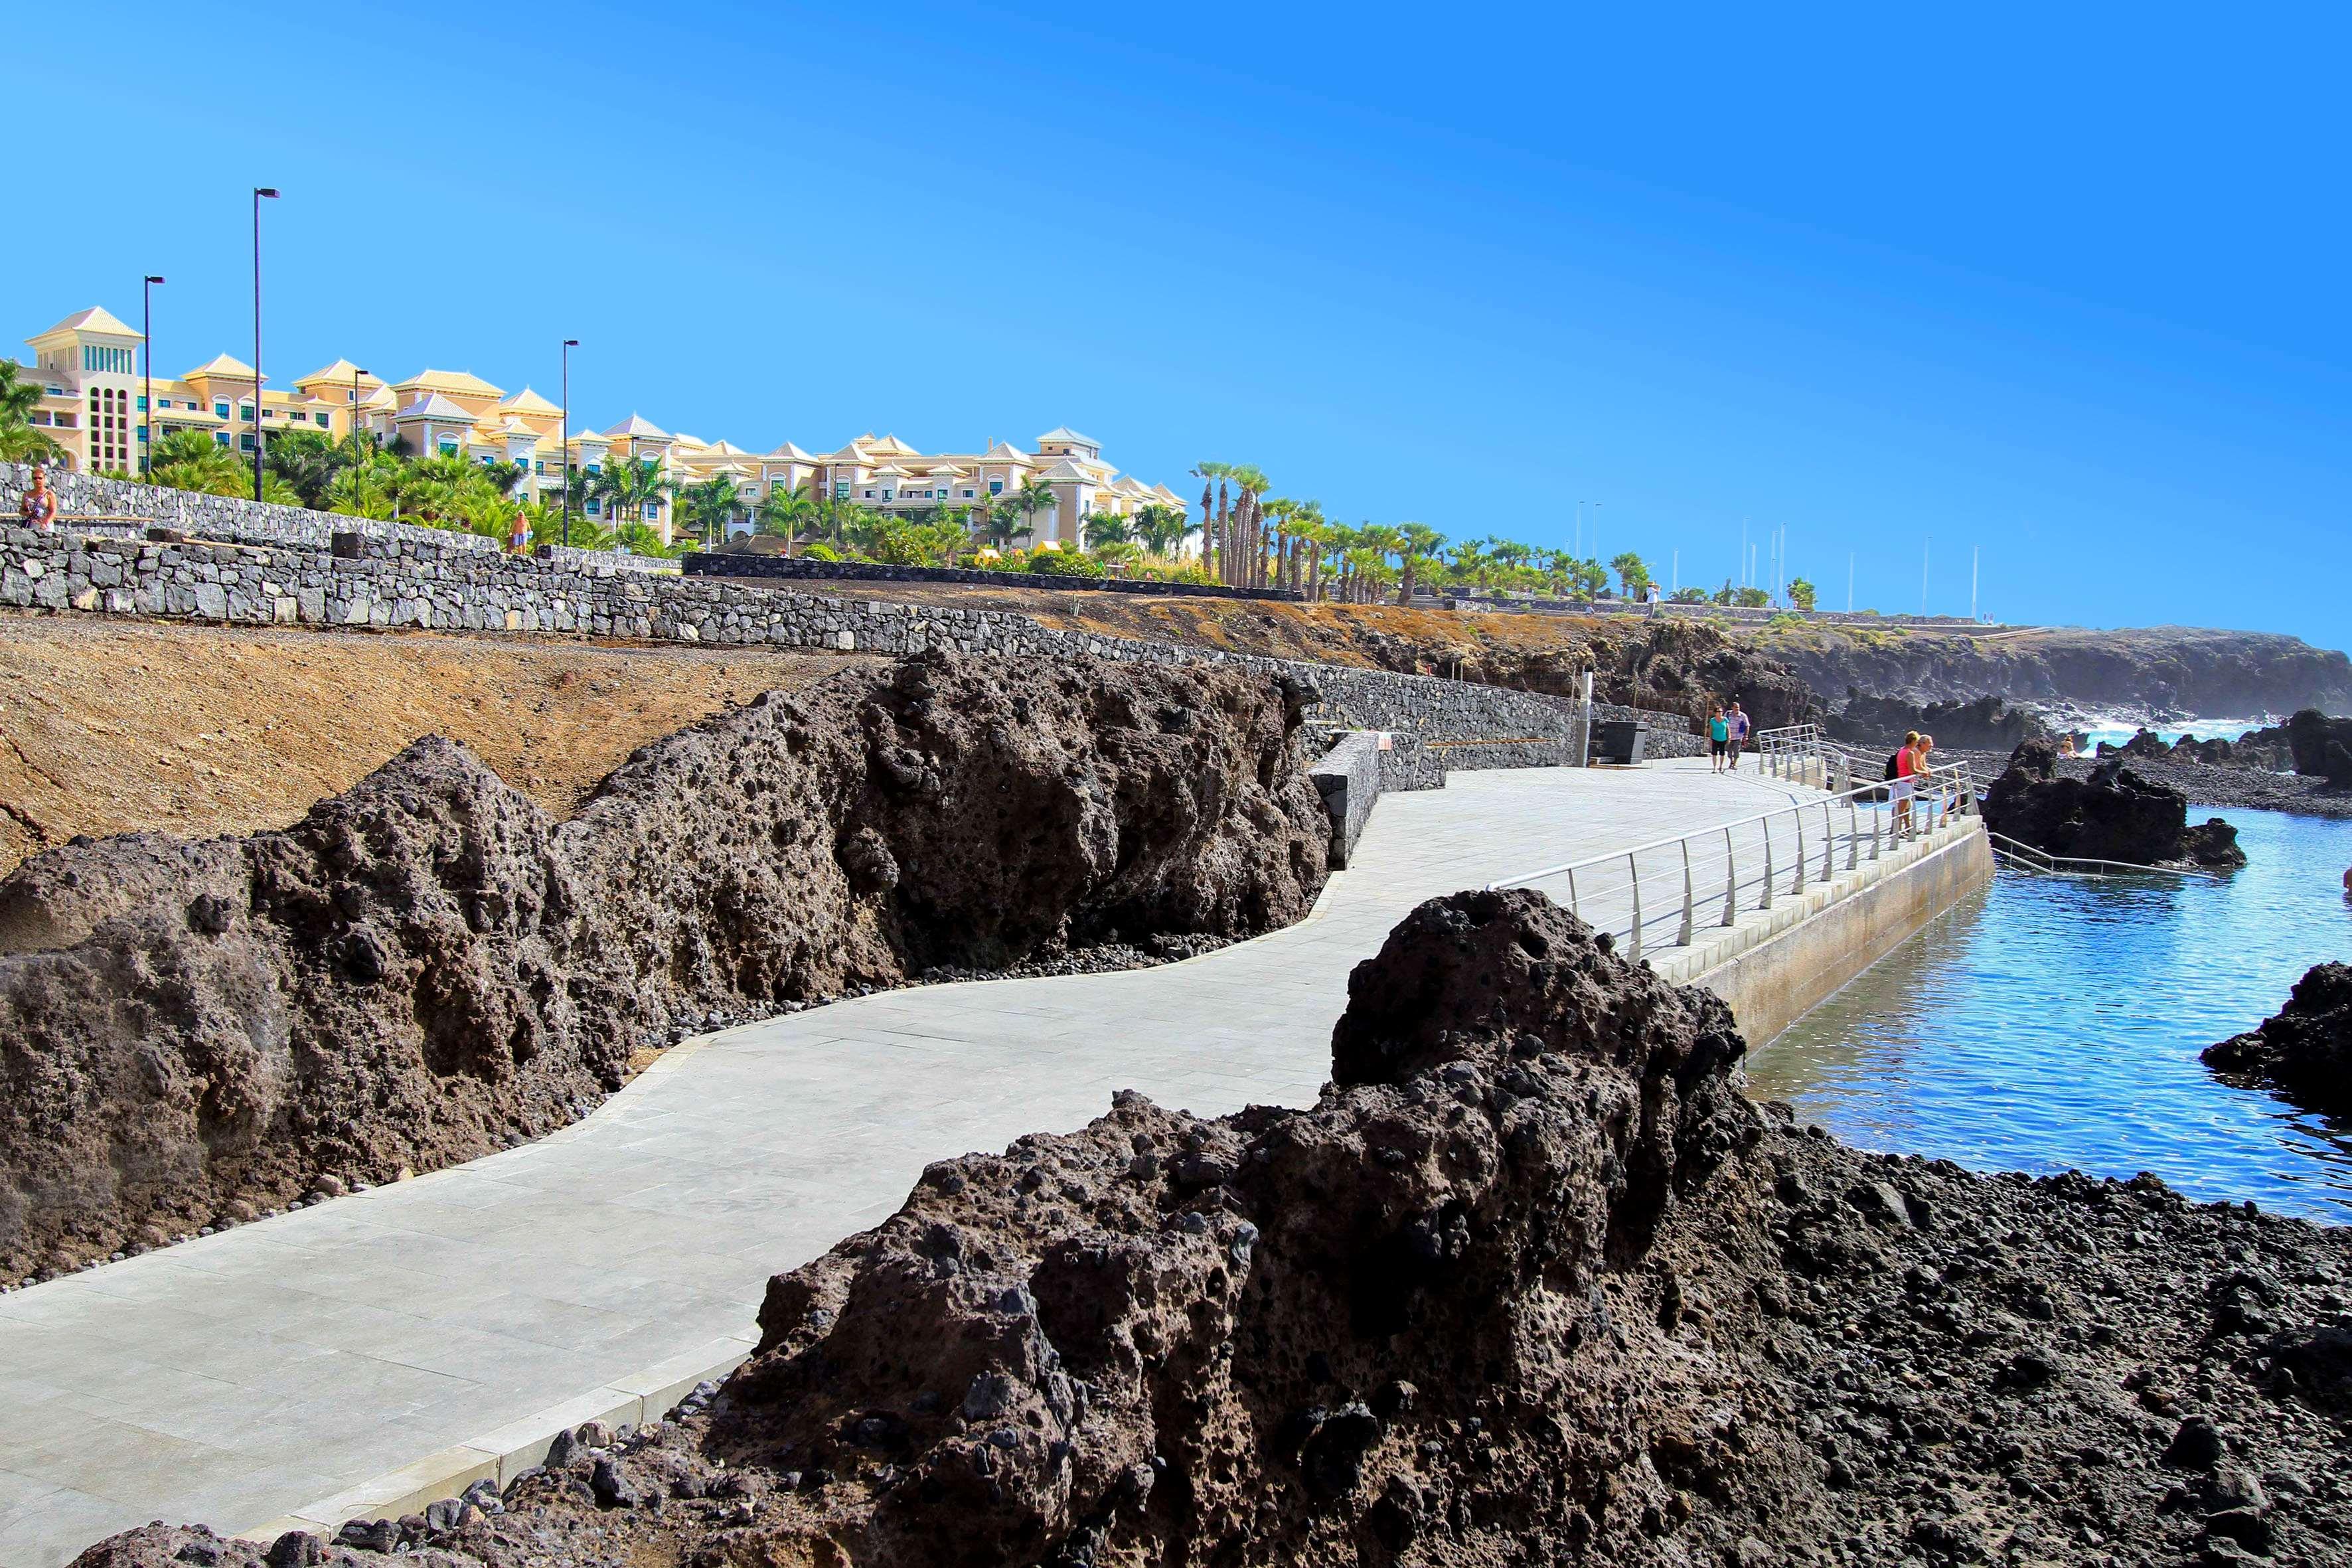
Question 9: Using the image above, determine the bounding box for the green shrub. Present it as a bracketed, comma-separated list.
[1023, 548, 1107, 579]
[799, 542, 843, 562]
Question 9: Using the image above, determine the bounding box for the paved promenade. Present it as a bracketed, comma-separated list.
[0, 758, 1825, 1565]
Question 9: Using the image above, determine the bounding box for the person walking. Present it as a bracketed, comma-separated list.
[1727, 703, 1751, 770]
[1915, 732, 1940, 829]
[508, 504, 530, 556]
[17, 465, 58, 534]
[1708, 706, 1731, 773]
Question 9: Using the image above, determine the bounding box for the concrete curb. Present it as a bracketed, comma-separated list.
[234, 1330, 762, 1543]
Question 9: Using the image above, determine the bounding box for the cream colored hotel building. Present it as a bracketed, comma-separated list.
[11, 307, 1190, 544]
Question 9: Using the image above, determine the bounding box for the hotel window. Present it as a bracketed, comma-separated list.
[239, 433, 256, 451]
[586, 499, 601, 516]
[238, 404, 254, 421]
[643, 503, 659, 520]
[988, 481, 1003, 495]
[962, 489, 974, 499]
[214, 432, 230, 446]
[214, 401, 230, 418]
[136, 396, 147, 412]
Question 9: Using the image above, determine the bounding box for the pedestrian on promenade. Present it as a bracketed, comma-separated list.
[1727, 703, 1750, 769]
[1709, 706, 1731, 772]
[18, 465, 57, 534]
[1890, 729, 1920, 837]
[1917, 732, 1940, 828]
[508, 505, 530, 556]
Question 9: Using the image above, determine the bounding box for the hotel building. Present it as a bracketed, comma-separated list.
[11, 307, 1188, 545]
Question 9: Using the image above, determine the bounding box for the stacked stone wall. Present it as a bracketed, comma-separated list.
[0, 522, 1699, 762]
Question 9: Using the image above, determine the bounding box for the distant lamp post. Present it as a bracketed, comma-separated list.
[140, 275, 164, 475]
[560, 339, 579, 546]
[250, 187, 279, 502]
[351, 366, 370, 453]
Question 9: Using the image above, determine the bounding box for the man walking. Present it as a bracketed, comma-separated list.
[1727, 702, 1750, 770]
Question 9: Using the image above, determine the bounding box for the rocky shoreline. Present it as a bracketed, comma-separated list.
[72, 891, 2352, 1568]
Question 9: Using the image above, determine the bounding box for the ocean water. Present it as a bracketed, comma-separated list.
[2072, 716, 2270, 749]
[1748, 807, 2352, 1222]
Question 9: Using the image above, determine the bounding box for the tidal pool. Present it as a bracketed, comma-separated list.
[1748, 805, 2352, 1221]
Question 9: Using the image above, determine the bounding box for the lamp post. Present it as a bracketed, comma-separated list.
[561, 339, 578, 546]
[250, 187, 278, 502]
[351, 366, 370, 455]
[140, 275, 163, 475]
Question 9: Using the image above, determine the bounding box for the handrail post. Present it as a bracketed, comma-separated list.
[1721, 826, 1737, 927]
[1565, 866, 1579, 921]
[1792, 808, 1806, 894]
[1821, 800, 1834, 882]
[1846, 798, 1859, 870]
[1871, 796, 1882, 861]
[1627, 852, 1642, 963]
[1760, 820, 1774, 910]
[1678, 840, 1694, 946]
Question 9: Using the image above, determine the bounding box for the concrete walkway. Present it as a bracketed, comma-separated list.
[0, 757, 1822, 1565]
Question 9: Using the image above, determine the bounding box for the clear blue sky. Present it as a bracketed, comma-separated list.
[11, 5, 2347, 647]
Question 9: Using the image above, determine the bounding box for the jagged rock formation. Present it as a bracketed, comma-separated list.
[1826, 692, 2045, 750]
[2278, 710, 2352, 783]
[0, 653, 1328, 1279]
[73, 888, 2352, 1568]
[2203, 963, 2352, 1117]
[1981, 739, 2248, 869]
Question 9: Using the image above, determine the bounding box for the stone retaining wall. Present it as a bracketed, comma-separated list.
[688, 552, 1300, 603]
[0, 525, 1664, 762]
[1308, 733, 1384, 870]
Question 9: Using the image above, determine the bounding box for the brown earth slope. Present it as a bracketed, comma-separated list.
[0, 617, 868, 874]
[708, 576, 1814, 729]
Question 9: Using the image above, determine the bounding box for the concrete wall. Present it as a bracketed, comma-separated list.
[1663, 819, 1995, 1047]
[1308, 732, 1384, 869]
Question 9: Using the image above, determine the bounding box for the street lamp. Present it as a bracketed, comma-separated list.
[140, 276, 164, 476]
[250, 187, 279, 503]
[351, 366, 370, 457]
[561, 339, 579, 546]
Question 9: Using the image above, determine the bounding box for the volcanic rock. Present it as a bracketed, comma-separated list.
[2279, 709, 2352, 784]
[1827, 691, 2045, 751]
[66, 888, 2352, 1568]
[0, 652, 1328, 1278]
[2202, 963, 2352, 1117]
[1980, 739, 2248, 868]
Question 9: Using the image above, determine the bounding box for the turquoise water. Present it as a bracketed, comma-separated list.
[1749, 807, 2352, 1222]
[2075, 718, 2267, 748]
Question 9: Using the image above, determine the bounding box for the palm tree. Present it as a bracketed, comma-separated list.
[1008, 477, 1058, 546]
[1190, 461, 1227, 578]
[976, 504, 1033, 553]
[0, 360, 64, 465]
[757, 484, 817, 554]
[1393, 522, 1447, 605]
[1225, 465, 1271, 587]
[1082, 511, 1135, 550]
[325, 453, 405, 521]
[589, 458, 666, 546]
[150, 431, 249, 498]
[1131, 502, 1196, 558]
[675, 474, 744, 548]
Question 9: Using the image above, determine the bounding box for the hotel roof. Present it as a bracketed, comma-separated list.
[603, 413, 670, 439]
[183, 353, 260, 382]
[394, 392, 479, 424]
[1037, 426, 1099, 447]
[293, 360, 381, 389]
[765, 441, 821, 463]
[393, 369, 505, 401]
[496, 385, 562, 416]
[33, 306, 141, 344]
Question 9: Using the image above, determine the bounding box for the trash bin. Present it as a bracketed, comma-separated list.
[1594, 720, 1648, 765]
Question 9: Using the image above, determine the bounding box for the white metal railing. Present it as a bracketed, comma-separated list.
[1985, 830, 2222, 880]
[1487, 759, 1979, 960]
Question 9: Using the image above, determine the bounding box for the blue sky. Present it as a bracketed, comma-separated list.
[11, 4, 2347, 647]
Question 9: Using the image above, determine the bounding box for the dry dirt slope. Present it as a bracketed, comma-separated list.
[0, 616, 866, 874]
